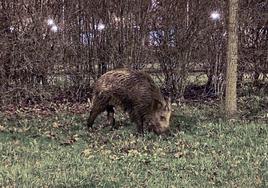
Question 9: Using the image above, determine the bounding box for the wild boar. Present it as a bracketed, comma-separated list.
[87, 68, 172, 134]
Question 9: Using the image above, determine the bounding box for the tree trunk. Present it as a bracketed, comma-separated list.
[225, 0, 239, 118]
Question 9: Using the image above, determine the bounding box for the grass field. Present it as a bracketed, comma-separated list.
[0, 102, 267, 187]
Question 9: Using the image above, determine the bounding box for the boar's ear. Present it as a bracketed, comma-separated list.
[153, 99, 164, 109]
[164, 95, 171, 102]
[161, 88, 171, 102]
[160, 88, 170, 97]
[164, 96, 171, 111]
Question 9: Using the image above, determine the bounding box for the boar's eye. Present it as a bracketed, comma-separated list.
[160, 116, 166, 121]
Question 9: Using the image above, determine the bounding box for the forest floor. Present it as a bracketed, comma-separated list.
[0, 101, 267, 187]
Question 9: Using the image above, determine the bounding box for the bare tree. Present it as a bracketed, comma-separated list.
[0, 0, 266, 105]
[225, 0, 239, 118]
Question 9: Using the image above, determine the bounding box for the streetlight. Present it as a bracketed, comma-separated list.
[210, 11, 220, 20]
[51, 25, 58, 32]
[9, 26, 15, 32]
[97, 23, 105, 31]
[47, 18, 59, 32]
[47, 18, 55, 26]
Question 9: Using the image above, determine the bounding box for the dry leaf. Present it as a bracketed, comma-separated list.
[81, 148, 93, 159]
[174, 151, 184, 158]
[60, 135, 78, 146]
[0, 125, 5, 132]
[52, 122, 60, 128]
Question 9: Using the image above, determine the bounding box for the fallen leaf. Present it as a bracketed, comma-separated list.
[60, 135, 78, 146]
[174, 151, 184, 158]
[44, 131, 56, 139]
[81, 148, 94, 159]
[0, 125, 6, 132]
[52, 122, 60, 128]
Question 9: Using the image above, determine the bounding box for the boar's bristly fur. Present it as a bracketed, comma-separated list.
[87, 69, 171, 134]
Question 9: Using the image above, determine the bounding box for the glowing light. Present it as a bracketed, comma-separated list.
[47, 19, 55, 26]
[114, 17, 120, 22]
[97, 23, 105, 31]
[210, 11, 220, 20]
[133, 25, 140, 30]
[51, 25, 58, 32]
[9, 26, 15, 32]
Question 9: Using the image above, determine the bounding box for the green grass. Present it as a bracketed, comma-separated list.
[0, 104, 267, 187]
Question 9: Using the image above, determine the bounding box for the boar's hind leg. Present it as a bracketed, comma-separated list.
[106, 105, 116, 129]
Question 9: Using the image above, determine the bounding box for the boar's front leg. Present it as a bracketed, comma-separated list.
[129, 111, 144, 134]
[106, 105, 116, 129]
[137, 120, 144, 134]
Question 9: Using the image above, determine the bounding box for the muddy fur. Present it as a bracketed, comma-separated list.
[87, 68, 171, 134]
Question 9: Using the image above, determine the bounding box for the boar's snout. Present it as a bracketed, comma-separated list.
[148, 122, 170, 135]
[153, 126, 170, 135]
